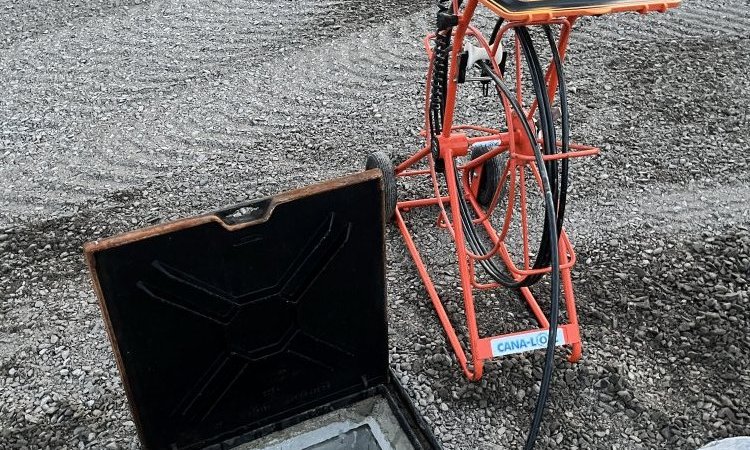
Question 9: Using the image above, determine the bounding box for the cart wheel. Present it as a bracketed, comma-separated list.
[470, 146, 503, 207]
[365, 151, 398, 220]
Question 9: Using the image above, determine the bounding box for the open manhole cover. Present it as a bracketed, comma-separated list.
[85, 171, 438, 450]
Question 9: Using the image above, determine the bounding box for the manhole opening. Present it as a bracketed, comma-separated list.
[236, 396, 414, 450]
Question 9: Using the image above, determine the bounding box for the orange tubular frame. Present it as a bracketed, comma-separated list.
[393, 6, 584, 381]
[397, 0, 678, 380]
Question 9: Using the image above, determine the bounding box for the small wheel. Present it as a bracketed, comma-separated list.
[470, 146, 503, 207]
[365, 151, 398, 220]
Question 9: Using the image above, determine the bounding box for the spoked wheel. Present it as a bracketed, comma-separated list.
[365, 151, 398, 220]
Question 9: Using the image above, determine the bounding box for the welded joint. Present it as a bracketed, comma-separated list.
[438, 133, 469, 158]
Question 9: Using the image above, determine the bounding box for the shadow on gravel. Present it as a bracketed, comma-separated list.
[574, 226, 750, 447]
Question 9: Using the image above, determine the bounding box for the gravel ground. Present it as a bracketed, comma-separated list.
[1, 0, 749, 449]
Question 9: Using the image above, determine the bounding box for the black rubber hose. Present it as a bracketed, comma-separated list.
[430, 15, 565, 450]
[462, 27, 560, 288]
[470, 28, 564, 450]
[456, 50, 559, 289]
[456, 65, 540, 289]
[460, 29, 562, 288]
[542, 25, 570, 225]
[518, 27, 558, 284]
[515, 27, 561, 450]
[457, 28, 562, 293]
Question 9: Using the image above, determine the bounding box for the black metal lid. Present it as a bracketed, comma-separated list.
[85, 171, 388, 449]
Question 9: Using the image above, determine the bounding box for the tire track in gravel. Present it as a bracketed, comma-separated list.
[566, 32, 750, 199]
[573, 0, 750, 45]
[1, 0, 746, 330]
[2, 0, 748, 229]
[0, 0, 743, 228]
[140, 0, 749, 220]
[0, 0, 154, 49]
[0, 0, 431, 226]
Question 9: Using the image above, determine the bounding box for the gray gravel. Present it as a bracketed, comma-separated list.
[1, 0, 749, 449]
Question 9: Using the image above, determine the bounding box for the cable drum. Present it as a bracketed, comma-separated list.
[426, 21, 569, 450]
[390, 1, 679, 447]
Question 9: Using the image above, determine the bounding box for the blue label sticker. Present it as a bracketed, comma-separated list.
[490, 329, 566, 358]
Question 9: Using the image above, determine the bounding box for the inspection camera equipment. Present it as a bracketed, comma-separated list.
[365, 0, 679, 447]
[85, 171, 439, 450]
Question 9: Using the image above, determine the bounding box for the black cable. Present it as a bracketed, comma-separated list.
[452, 27, 564, 288]
[519, 26, 558, 284]
[425, 6, 568, 448]
[451, 53, 556, 289]
[543, 25, 570, 225]
[461, 47, 559, 288]
[465, 28, 564, 449]
[489, 18, 504, 45]
[515, 27, 561, 450]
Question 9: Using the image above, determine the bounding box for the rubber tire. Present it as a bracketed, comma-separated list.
[470, 146, 502, 207]
[365, 151, 398, 220]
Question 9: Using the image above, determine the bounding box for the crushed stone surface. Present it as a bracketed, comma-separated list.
[0, 0, 749, 449]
